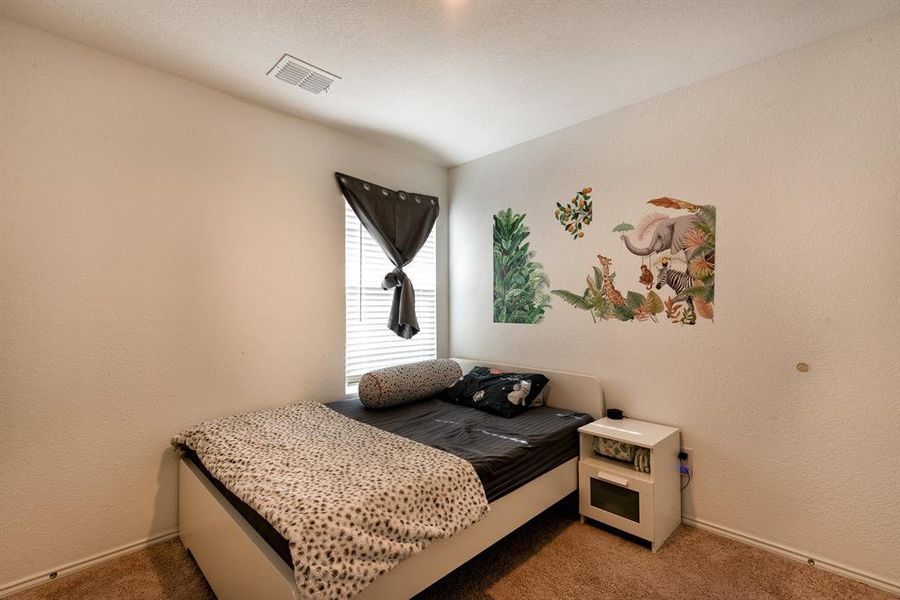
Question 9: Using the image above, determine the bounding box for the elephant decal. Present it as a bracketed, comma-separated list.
[620, 214, 699, 264]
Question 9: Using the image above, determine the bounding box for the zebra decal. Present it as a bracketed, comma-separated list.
[656, 258, 696, 324]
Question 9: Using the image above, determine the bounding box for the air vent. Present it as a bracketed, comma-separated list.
[267, 54, 340, 95]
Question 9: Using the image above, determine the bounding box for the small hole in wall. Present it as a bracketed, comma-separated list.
[49, 572, 58, 580]
[807, 558, 816, 566]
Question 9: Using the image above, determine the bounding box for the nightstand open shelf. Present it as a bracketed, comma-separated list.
[578, 417, 681, 552]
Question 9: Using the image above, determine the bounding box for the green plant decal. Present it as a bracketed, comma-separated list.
[551, 266, 610, 322]
[552, 263, 667, 323]
[685, 204, 716, 309]
[493, 208, 551, 324]
[555, 187, 593, 239]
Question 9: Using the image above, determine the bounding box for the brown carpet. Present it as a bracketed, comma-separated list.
[11, 503, 894, 600]
[8, 538, 214, 600]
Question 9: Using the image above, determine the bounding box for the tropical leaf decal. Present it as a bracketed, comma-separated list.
[612, 222, 634, 233]
[685, 204, 716, 307]
[682, 228, 707, 253]
[551, 261, 617, 323]
[625, 291, 645, 312]
[612, 304, 635, 321]
[551, 287, 609, 323]
[697, 204, 716, 229]
[683, 284, 714, 303]
[643, 290, 664, 315]
[694, 296, 714, 321]
[664, 296, 683, 322]
[635, 212, 669, 241]
[493, 208, 551, 324]
[689, 256, 715, 280]
[647, 196, 700, 211]
[552, 289, 591, 310]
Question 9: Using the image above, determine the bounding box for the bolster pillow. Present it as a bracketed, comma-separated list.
[359, 359, 463, 409]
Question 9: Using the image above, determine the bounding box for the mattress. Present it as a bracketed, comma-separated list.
[186, 397, 593, 567]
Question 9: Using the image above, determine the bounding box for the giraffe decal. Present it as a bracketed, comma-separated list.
[551, 197, 715, 325]
[595, 254, 625, 306]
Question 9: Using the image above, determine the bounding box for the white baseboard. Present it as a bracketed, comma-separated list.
[682, 516, 900, 596]
[0, 529, 180, 598]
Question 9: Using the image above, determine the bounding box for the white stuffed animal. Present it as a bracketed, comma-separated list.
[507, 379, 532, 405]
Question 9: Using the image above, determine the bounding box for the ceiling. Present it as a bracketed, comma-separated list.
[2, 0, 898, 166]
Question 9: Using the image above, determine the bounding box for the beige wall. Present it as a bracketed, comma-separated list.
[3, 9, 899, 596]
[0, 18, 447, 589]
[450, 14, 900, 589]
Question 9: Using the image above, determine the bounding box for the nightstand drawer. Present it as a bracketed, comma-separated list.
[579, 461, 654, 495]
[578, 462, 654, 540]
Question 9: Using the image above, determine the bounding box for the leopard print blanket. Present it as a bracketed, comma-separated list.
[173, 401, 489, 599]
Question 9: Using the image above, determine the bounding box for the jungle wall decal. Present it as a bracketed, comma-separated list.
[493, 208, 551, 324]
[554, 187, 593, 239]
[552, 197, 715, 325]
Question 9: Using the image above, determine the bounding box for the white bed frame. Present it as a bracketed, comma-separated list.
[178, 358, 602, 600]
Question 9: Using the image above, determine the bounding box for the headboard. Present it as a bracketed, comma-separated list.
[452, 357, 603, 418]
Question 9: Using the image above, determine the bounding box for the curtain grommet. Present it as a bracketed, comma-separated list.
[382, 189, 389, 196]
[363, 183, 371, 191]
[399, 192, 407, 200]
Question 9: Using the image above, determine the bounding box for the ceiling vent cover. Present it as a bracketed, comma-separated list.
[267, 54, 340, 95]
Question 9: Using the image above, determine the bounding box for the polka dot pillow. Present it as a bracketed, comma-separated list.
[358, 359, 463, 409]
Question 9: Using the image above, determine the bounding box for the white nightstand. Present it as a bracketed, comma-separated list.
[577, 417, 681, 552]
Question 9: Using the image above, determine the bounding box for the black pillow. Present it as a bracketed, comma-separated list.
[441, 366, 549, 418]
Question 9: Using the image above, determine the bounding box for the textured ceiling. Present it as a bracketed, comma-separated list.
[2, 0, 898, 166]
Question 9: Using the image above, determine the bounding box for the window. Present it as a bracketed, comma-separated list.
[344, 202, 437, 393]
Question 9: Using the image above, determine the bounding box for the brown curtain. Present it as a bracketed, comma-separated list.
[336, 172, 439, 339]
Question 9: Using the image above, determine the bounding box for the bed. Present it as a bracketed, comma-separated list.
[177, 358, 603, 600]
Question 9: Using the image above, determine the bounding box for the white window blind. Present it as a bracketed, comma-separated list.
[345, 202, 437, 393]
